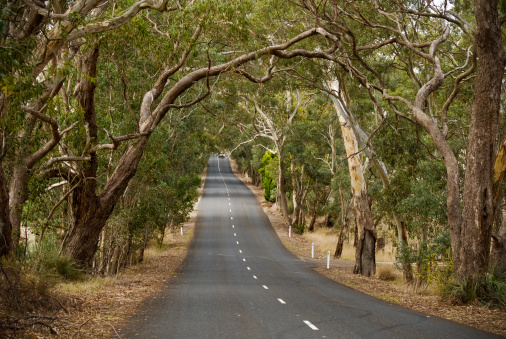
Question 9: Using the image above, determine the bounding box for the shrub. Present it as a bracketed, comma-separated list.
[377, 265, 397, 281]
[294, 224, 304, 235]
[26, 235, 83, 281]
[441, 270, 506, 309]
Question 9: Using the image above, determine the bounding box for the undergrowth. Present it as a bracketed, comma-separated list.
[441, 269, 506, 309]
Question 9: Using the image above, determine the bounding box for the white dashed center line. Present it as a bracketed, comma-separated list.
[253, 275, 257, 279]
[247, 267, 250, 270]
[234, 233, 236, 236]
[232, 225, 235, 228]
[231, 217, 233, 220]
[303, 320, 319, 331]
[239, 250, 242, 253]
[230, 209, 232, 213]
[243, 258, 246, 262]
[277, 298, 286, 304]
[262, 285, 269, 290]
[236, 241, 239, 245]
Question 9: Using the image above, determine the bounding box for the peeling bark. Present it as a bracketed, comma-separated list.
[329, 81, 376, 276]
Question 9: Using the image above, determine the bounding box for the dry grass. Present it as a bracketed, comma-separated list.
[301, 228, 396, 262]
[376, 264, 399, 281]
[302, 228, 340, 258]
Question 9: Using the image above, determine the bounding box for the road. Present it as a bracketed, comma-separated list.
[119, 155, 500, 338]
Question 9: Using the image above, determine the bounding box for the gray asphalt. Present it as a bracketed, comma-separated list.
[119, 155, 501, 338]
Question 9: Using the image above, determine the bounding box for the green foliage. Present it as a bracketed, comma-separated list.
[26, 235, 83, 281]
[294, 223, 305, 235]
[396, 231, 453, 286]
[259, 151, 277, 202]
[442, 270, 506, 309]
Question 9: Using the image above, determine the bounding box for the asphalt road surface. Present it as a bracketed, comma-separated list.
[119, 155, 500, 339]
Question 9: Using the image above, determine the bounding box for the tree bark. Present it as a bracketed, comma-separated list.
[277, 150, 292, 226]
[491, 206, 506, 275]
[59, 46, 109, 265]
[458, 0, 506, 279]
[340, 113, 376, 276]
[334, 182, 348, 258]
[0, 162, 12, 257]
[329, 80, 376, 276]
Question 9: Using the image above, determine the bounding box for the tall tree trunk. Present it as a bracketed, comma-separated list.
[334, 182, 348, 258]
[394, 215, 413, 282]
[491, 206, 506, 275]
[0, 162, 12, 257]
[61, 46, 102, 265]
[291, 162, 306, 227]
[340, 110, 376, 276]
[277, 150, 292, 226]
[330, 81, 376, 276]
[8, 167, 28, 248]
[458, 0, 506, 279]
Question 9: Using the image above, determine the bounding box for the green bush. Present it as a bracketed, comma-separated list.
[43, 254, 84, 281]
[27, 235, 84, 281]
[294, 224, 304, 235]
[441, 269, 506, 309]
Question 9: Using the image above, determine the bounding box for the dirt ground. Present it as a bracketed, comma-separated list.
[6, 163, 505, 338]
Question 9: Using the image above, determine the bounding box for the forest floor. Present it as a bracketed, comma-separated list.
[229, 162, 506, 337]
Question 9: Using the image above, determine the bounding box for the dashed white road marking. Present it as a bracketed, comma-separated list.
[232, 225, 235, 228]
[247, 267, 251, 270]
[229, 202, 231, 205]
[243, 258, 246, 262]
[253, 275, 257, 279]
[236, 241, 239, 245]
[277, 299, 286, 304]
[230, 209, 232, 213]
[303, 320, 319, 331]
[262, 285, 269, 290]
[231, 217, 233, 220]
[239, 250, 242, 253]
[234, 233, 236, 236]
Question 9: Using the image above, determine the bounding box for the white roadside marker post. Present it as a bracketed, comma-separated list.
[289, 226, 292, 238]
[180, 223, 183, 236]
[312, 243, 314, 258]
[327, 251, 330, 269]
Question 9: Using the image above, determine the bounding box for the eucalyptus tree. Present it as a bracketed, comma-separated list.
[55, 4, 349, 265]
[0, 0, 192, 256]
[293, 0, 506, 280]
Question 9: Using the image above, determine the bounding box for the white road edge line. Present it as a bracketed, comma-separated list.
[303, 320, 319, 331]
[277, 298, 286, 304]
